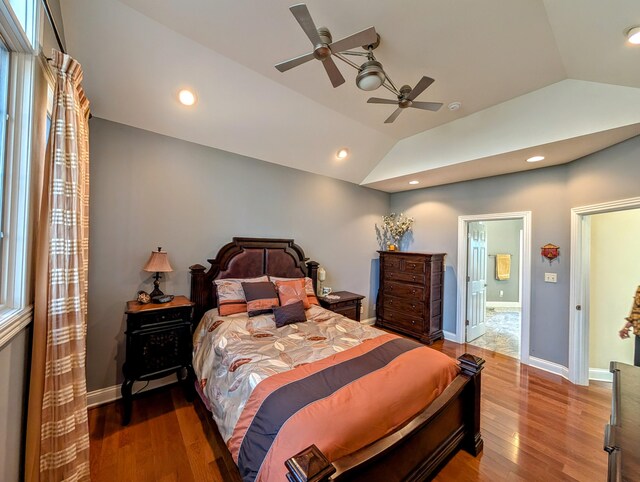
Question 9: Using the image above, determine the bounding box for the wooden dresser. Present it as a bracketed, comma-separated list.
[376, 251, 445, 344]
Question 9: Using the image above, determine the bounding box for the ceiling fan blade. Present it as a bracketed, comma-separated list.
[289, 4, 322, 45]
[384, 108, 403, 124]
[407, 76, 435, 101]
[275, 52, 316, 72]
[329, 26, 377, 54]
[322, 57, 345, 87]
[410, 101, 443, 112]
[367, 98, 399, 105]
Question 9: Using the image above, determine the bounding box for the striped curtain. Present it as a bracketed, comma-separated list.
[25, 50, 91, 482]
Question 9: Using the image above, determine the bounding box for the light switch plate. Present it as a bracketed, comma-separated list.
[544, 272, 557, 283]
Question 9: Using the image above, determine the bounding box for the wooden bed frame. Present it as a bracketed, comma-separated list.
[189, 237, 484, 482]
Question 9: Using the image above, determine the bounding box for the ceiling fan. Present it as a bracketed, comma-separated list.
[275, 4, 378, 88]
[368, 76, 443, 123]
[275, 4, 444, 123]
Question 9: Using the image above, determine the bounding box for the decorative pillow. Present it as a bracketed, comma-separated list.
[272, 300, 307, 328]
[214, 276, 268, 315]
[270, 276, 320, 306]
[275, 279, 310, 309]
[242, 281, 279, 317]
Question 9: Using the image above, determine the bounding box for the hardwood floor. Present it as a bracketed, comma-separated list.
[89, 341, 612, 481]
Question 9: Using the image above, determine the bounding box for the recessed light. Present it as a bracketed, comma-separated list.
[526, 155, 545, 163]
[627, 26, 640, 44]
[336, 148, 349, 160]
[409, 180, 419, 185]
[448, 101, 462, 111]
[178, 89, 196, 106]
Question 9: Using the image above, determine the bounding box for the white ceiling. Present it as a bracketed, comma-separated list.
[59, 0, 640, 190]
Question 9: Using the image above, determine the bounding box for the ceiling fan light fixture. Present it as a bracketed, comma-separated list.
[627, 26, 640, 44]
[356, 60, 386, 91]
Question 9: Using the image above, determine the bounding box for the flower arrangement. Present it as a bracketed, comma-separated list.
[376, 213, 414, 250]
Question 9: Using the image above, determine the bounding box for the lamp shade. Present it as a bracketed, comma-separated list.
[143, 248, 173, 273]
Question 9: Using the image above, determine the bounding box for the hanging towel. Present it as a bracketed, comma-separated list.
[496, 254, 511, 280]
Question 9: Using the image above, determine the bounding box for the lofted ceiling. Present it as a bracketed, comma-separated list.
[59, 0, 640, 191]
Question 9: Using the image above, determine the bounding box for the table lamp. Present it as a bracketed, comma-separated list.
[143, 247, 173, 298]
[317, 267, 326, 296]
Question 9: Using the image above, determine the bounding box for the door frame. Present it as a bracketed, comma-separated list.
[456, 211, 532, 364]
[568, 196, 640, 385]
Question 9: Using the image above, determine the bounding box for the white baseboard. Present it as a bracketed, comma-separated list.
[360, 317, 376, 326]
[589, 368, 613, 383]
[528, 356, 570, 381]
[486, 301, 521, 309]
[443, 330, 460, 342]
[87, 375, 176, 409]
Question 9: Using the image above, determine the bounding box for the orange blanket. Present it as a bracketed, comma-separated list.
[228, 333, 459, 482]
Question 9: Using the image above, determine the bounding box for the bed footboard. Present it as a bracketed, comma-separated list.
[285, 353, 484, 482]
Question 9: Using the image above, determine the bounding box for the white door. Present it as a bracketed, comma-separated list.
[466, 221, 487, 342]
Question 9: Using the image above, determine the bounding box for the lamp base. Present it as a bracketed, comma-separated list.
[149, 275, 164, 298]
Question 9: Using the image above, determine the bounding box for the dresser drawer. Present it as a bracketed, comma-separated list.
[401, 259, 426, 274]
[384, 270, 426, 285]
[382, 308, 424, 333]
[383, 255, 426, 275]
[383, 256, 402, 271]
[383, 281, 426, 301]
[384, 295, 424, 316]
[333, 306, 358, 321]
[128, 307, 191, 330]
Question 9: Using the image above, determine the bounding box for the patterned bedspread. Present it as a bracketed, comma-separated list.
[193, 304, 384, 441]
[193, 305, 459, 482]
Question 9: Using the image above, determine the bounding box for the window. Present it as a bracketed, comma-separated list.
[7, 0, 36, 48]
[0, 0, 38, 346]
[0, 39, 9, 269]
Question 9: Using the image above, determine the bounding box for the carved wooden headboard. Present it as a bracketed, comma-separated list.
[189, 237, 319, 321]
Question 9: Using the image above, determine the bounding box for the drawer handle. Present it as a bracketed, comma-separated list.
[411, 320, 415, 325]
[410, 264, 415, 268]
[412, 304, 416, 309]
[412, 289, 416, 294]
[412, 276, 417, 281]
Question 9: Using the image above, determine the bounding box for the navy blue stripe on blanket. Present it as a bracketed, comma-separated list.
[237, 337, 421, 482]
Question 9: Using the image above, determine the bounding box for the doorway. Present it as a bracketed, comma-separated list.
[465, 219, 523, 358]
[569, 197, 640, 385]
[456, 212, 531, 363]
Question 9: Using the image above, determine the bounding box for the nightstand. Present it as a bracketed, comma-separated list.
[319, 291, 365, 321]
[121, 295, 195, 425]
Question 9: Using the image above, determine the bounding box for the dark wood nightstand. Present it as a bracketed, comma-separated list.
[319, 291, 365, 321]
[121, 295, 195, 425]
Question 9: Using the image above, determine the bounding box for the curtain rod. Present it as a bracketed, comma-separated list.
[41, 0, 66, 54]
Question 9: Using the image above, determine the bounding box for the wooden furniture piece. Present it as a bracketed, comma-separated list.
[319, 291, 365, 321]
[604, 361, 640, 482]
[190, 237, 483, 481]
[121, 295, 195, 425]
[376, 251, 446, 344]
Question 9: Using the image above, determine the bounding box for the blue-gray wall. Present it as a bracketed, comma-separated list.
[390, 134, 640, 366]
[486, 219, 522, 303]
[87, 118, 390, 392]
